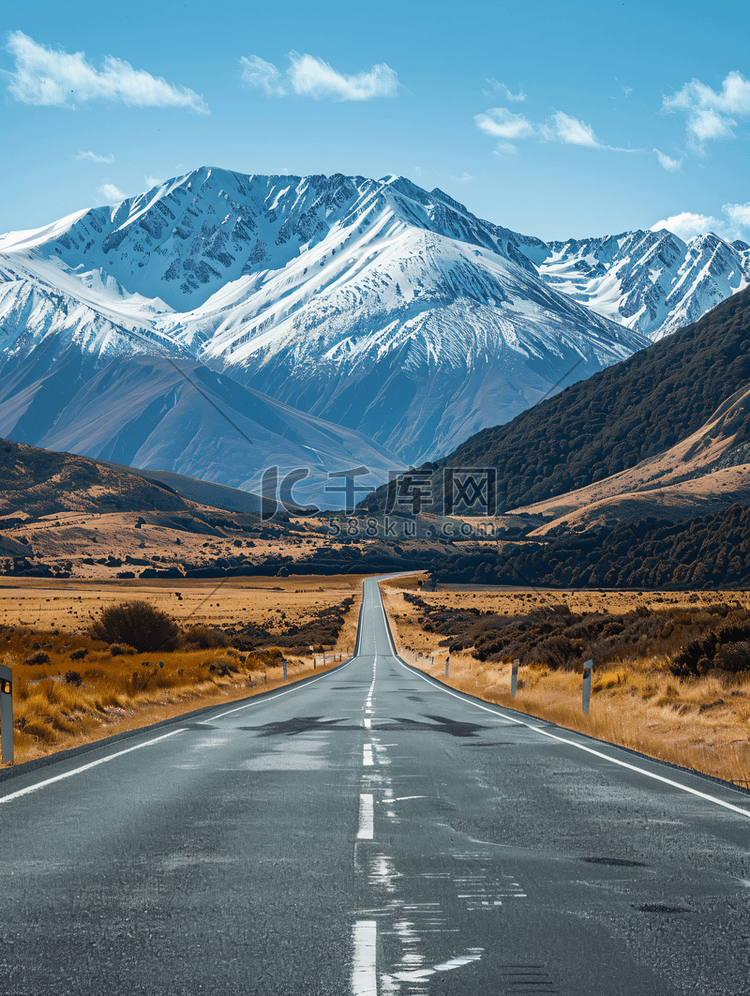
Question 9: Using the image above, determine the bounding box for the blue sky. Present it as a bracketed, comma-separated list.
[0, 0, 748, 242]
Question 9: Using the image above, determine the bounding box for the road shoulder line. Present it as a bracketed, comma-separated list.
[0, 729, 186, 804]
[372, 577, 750, 820]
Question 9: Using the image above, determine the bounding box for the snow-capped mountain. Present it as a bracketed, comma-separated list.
[523, 228, 750, 340]
[0, 168, 648, 468]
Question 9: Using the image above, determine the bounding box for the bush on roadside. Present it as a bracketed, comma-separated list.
[24, 650, 50, 665]
[712, 641, 750, 674]
[89, 601, 180, 653]
[207, 658, 239, 677]
[182, 625, 228, 650]
[109, 643, 136, 656]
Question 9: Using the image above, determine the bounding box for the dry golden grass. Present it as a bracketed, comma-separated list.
[380, 579, 750, 787]
[0, 575, 368, 767]
[0, 573, 368, 639]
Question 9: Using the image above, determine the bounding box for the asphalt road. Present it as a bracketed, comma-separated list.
[1, 576, 750, 995]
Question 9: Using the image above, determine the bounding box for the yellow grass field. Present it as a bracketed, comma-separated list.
[380, 578, 750, 787]
[0, 575, 368, 767]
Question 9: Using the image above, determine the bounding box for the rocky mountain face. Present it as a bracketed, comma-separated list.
[524, 228, 750, 340]
[0, 168, 649, 478]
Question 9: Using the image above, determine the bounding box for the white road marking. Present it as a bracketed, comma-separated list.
[363, 745, 374, 766]
[213, 662, 353, 720]
[385, 620, 750, 821]
[433, 949, 485, 973]
[0, 729, 186, 804]
[371, 578, 750, 822]
[364, 717, 372, 729]
[352, 920, 378, 996]
[358, 794, 374, 839]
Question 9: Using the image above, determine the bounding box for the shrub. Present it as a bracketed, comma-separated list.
[64, 670, 83, 686]
[713, 642, 750, 674]
[670, 634, 718, 677]
[24, 651, 50, 665]
[534, 635, 580, 670]
[208, 658, 238, 677]
[69, 648, 88, 661]
[89, 601, 180, 653]
[109, 643, 136, 656]
[183, 625, 228, 649]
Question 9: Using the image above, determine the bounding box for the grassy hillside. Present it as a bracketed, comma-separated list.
[0, 438, 193, 519]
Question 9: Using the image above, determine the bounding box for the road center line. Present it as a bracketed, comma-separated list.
[363, 745, 374, 766]
[0, 729, 186, 804]
[352, 920, 378, 996]
[358, 794, 374, 839]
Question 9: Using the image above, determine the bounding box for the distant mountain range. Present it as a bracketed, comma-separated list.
[0, 168, 747, 497]
[528, 229, 750, 340]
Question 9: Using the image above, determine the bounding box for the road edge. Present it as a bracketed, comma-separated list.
[0, 657, 353, 785]
[375, 578, 750, 801]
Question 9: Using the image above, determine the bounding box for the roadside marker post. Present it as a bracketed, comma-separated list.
[582, 659, 593, 714]
[283, 660, 288, 681]
[445, 657, 449, 677]
[0, 664, 13, 764]
[511, 658, 519, 698]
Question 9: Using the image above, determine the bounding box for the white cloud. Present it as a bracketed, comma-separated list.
[289, 53, 398, 100]
[654, 148, 682, 171]
[239, 55, 286, 97]
[476, 106, 637, 154]
[616, 77, 633, 99]
[663, 70, 750, 150]
[484, 78, 526, 101]
[6, 31, 209, 113]
[546, 110, 601, 148]
[144, 175, 163, 188]
[98, 183, 125, 202]
[651, 211, 717, 239]
[723, 201, 750, 232]
[240, 51, 399, 101]
[474, 107, 534, 140]
[492, 141, 519, 157]
[450, 171, 475, 183]
[77, 150, 114, 164]
[652, 202, 750, 241]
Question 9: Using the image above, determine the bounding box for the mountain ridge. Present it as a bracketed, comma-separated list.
[0, 167, 649, 470]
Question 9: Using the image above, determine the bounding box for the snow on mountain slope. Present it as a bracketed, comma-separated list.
[0, 352, 399, 509]
[186, 223, 647, 461]
[0, 168, 649, 469]
[0, 168, 538, 312]
[529, 229, 750, 340]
